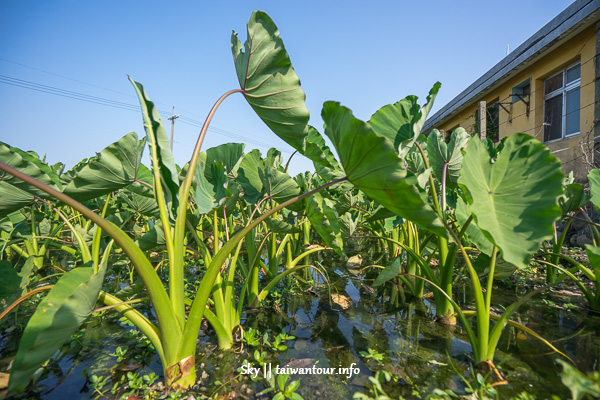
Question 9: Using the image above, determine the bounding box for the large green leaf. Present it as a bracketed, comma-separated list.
[455, 197, 493, 256]
[120, 189, 160, 217]
[137, 221, 166, 251]
[368, 96, 419, 152]
[588, 169, 600, 212]
[265, 216, 301, 234]
[129, 78, 180, 220]
[0, 182, 34, 217]
[63, 132, 143, 201]
[137, 224, 164, 251]
[203, 143, 245, 177]
[127, 163, 155, 198]
[322, 102, 446, 238]
[314, 161, 355, 192]
[368, 83, 441, 157]
[9, 262, 107, 392]
[0, 142, 62, 202]
[306, 192, 343, 255]
[231, 11, 309, 153]
[265, 148, 283, 169]
[559, 183, 590, 216]
[259, 166, 301, 205]
[457, 134, 563, 268]
[426, 128, 470, 189]
[339, 212, 358, 239]
[304, 126, 337, 169]
[193, 161, 229, 214]
[414, 83, 441, 135]
[237, 149, 265, 204]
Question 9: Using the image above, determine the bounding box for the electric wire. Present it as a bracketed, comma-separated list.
[0, 73, 292, 153]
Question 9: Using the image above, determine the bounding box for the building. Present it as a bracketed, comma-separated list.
[423, 0, 600, 180]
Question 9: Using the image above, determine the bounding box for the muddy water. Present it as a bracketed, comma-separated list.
[1, 262, 599, 399]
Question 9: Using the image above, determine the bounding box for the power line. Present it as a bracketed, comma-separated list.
[0, 73, 292, 153]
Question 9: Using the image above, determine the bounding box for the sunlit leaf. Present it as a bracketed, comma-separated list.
[9, 262, 107, 392]
[232, 11, 308, 153]
[63, 132, 143, 201]
[458, 134, 563, 268]
[322, 102, 446, 237]
[130, 78, 180, 221]
[426, 128, 470, 189]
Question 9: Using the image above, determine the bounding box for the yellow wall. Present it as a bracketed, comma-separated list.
[436, 25, 597, 179]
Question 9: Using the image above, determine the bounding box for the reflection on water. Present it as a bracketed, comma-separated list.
[2, 257, 599, 399]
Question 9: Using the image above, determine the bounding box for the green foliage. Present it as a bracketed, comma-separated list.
[306, 192, 344, 255]
[426, 128, 470, 189]
[62, 132, 144, 201]
[558, 360, 600, 400]
[130, 78, 180, 222]
[458, 134, 563, 268]
[9, 262, 107, 392]
[232, 11, 311, 158]
[321, 101, 446, 238]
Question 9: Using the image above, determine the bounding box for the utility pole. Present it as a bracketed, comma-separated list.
[168, 106, 179, 151]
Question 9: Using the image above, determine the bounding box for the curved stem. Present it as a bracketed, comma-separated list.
[284, 150, 298, 174]
[171, 89, 243, 328]
[0, 285, 54, 322]
[0, 161, 181, 365]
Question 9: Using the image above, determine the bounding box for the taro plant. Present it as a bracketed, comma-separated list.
[537, 168, 600, 311]
[318, 98, 572, 374]
[0, 11, 345, 392]
[436, 134, 567, 373]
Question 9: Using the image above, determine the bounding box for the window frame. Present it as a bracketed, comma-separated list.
[543, 62, 581, 143]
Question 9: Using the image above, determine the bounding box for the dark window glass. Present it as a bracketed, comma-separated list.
[544, 94, 563, 141]
[545, 73, 563, 95]
[565, 87, 580, 136]
[566, 65, 580, 84]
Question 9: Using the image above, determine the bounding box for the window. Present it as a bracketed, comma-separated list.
[512, 78, 531, 103]
[486, 102, 499, 142]
[543, 63, 580, 142]
[474, 101, 499, 142]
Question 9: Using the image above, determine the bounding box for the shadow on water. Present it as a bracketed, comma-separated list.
[2, 254, 600, 399]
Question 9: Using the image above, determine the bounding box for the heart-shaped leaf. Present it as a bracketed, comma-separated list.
[458, 134, 563, 268]
[427, 128, 470, 189]
[237, 149, 265, 204]
[232, 11, 308, 153]
[368, 83, 440, 157]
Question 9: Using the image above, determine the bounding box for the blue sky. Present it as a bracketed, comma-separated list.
[0, 1, 574, 175]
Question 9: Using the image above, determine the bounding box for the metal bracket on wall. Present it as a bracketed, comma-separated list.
[498, 102, 512, 123]
[498, 94, 529, 123]
[513, 93, 530, 117]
